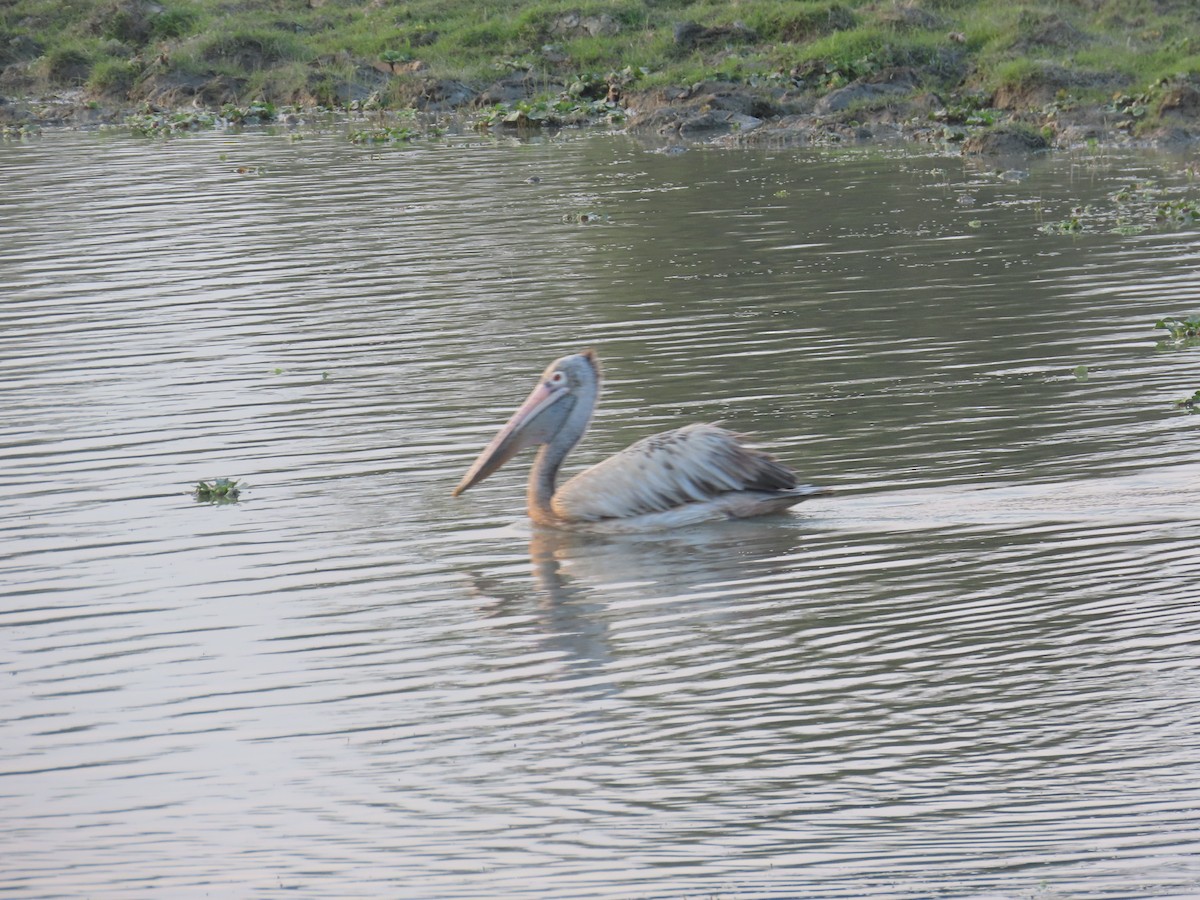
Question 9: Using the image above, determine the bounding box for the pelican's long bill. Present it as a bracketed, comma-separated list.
[451, 377, 567, 497]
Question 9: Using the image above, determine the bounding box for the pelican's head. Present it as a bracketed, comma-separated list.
[452, 349, 600, 497]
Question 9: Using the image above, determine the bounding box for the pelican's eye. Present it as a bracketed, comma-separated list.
[548, 371, 568, 388]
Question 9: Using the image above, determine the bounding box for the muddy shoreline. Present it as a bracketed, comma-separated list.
[4, 69, 1200, 155]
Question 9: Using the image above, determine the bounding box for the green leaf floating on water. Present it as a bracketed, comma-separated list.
[1155, 316, 1200, 340]
[194, 478, 242, 503]
[1176, 389, 1200, 410]
[562, 211, 608, 224]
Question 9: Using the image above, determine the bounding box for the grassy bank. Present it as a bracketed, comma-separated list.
[2, 0, 1200, 134]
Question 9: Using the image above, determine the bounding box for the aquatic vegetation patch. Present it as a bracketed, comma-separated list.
[123, 101, 283, 135]
[562, 211, 609, 224]
[1155, 316, 1200, 342]
[349, 125, 421, 143]
[474, 96, 625, 130]
[126, 109, 221, 135]
[193, 478, 241, 503]
[344, 106, 447, 143]
[1, 123, 42, 139]
[1176, 389, 1200, 410]
[1039, 215, 1082, 235]
[1035, 182, 1200, 236]
[221, 100, 277, 124]
[1155, 198, 1200, 227]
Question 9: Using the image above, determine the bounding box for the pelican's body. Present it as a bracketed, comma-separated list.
[452, 350, 829, 533]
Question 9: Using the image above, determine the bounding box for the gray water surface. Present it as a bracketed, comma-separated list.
[2, 128, 1199, 899]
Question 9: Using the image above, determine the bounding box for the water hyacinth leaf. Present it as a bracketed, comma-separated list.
[193, 478, 242, 503]
[1175, 389, 1200, 409]
[1155, 316, 1200, 341]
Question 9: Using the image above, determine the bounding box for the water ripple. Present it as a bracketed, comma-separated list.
[2, 131, 1199, 899]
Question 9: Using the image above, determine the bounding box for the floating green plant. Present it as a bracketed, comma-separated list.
[126, 110, 220, 136]
[1, 123, 41, 139]
[562, 211, 607, 224]
[1155, 316, 1200, 341]
[1174, 390, 1200, 410]
[474, 97, 624, 130]
[1109, 182, 1160, 203]
[1155, 199, 1200, 227]
[349, 125, 420, 144]
[221, 101, 278, 124]
[1035, 184, 1200, 237]
[1039, 216, 1082, 234]
[125, 102, 282, 137]
[193, 478, 242, 503]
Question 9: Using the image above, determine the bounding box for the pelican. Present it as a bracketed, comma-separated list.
[452, 350, 830, 533]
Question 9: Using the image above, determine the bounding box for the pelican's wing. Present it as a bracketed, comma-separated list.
[552, 423, 797, 522]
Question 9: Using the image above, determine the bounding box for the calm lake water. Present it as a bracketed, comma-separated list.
[2, 125, 1199, 899]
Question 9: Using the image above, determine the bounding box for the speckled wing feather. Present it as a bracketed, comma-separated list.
[551, 423, 797, 522]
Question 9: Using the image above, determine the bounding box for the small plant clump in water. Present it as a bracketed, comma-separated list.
[1039, 216, 1082, 234]
[193, 478, 242, 503]
[474, 96, 624, 130]
[349, 125, 420, 144]
[126, 110, 221, 136]
[125, 102, 285, 137]
[1034, 184, 1200, 236]
[562, 211, 607, 224]
[1155, 316, 1200, 341]
[1, 123, 41, 139]
[1155, 199, 1200, 227]
[221, 101, 278, 124]
[1110, 182, 1160, 203]
[347, 108, 446, 144]
[1176, 389, 1200, 410]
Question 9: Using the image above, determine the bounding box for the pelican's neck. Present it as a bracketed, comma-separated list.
[527, 382, 597, 524]
[527, 433, 574, 524]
